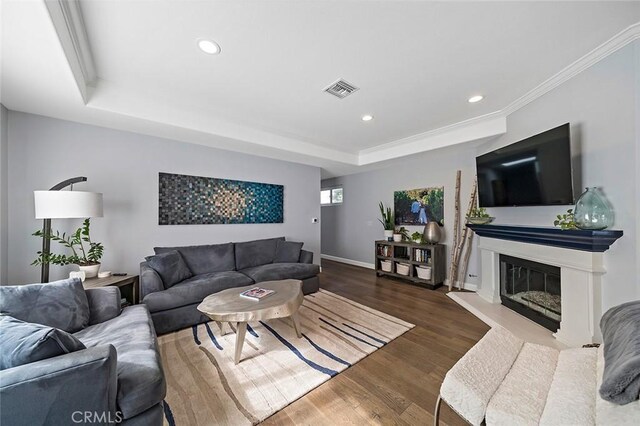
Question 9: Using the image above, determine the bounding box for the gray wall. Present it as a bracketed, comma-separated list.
[322, 41, 639, 311]
[322, 144, 481, 287]
[7, 112, 321, 284]
[0, 105, 8, 283]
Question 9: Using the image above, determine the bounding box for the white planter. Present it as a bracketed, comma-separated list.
[393, 234, 403, 242]
[384, 230, 394, 240]
[380, 260, 393, 272]
[416, 266, 432, 280]
[396, 262, 410, 276]
[79, 264, 101, 279]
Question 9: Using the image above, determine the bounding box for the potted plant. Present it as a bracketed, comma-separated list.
[466, 207, 494, 225]
[394, 226, 410, 242]
[411, 231, 423, 243]
[32, 218, 104, 278]
[379, 202, 395, 241]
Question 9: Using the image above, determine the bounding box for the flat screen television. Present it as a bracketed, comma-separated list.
[476, 123, 574, 207]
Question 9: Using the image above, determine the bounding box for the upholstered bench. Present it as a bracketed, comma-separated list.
[435, 326, 640, 425]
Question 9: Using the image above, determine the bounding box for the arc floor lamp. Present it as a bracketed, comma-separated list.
[34, 177, 103, 283]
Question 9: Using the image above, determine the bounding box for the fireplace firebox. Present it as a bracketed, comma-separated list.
[500, 255, 561, 332]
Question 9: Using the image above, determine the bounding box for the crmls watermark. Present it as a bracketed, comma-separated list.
[71, 411, 123, 424]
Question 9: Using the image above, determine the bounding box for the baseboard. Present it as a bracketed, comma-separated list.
[320, 254, 375, 270]
[444, 279, 478, 292]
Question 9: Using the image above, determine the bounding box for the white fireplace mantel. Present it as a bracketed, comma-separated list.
[477, 236, 605, 346]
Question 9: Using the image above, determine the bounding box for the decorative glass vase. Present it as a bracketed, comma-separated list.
[574, 187, 613, 230]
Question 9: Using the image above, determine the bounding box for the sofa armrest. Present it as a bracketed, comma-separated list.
[140, 261, 164, 300]
[86, 287, 122, 325]
[299, 249, 314, 264]
[0, 345, 118, 426]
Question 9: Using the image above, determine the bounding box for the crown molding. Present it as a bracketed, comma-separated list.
[45, 0, 96, 103]
[358, 113, 507, 165]
[359, 110, 504, 154]
[502, 22, 640, 116]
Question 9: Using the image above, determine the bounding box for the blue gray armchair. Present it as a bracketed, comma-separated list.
[0, 278, 166, 426]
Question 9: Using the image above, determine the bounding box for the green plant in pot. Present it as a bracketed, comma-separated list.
[378, 202, 395, 241]
[394, 226, 410, 242]
[466, 207, 493, 225]
[411, 231, 423, 243]
[32, 218, 104, 278]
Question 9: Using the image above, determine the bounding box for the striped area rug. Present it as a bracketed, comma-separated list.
[159, 289, 414, 425]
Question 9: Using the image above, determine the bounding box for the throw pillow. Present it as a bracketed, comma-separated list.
[274, 240, 304, 263]
[0, 315, 86, 370]
[146, 250, 193, 289]
[0, 278, 90, 333]
[235, 237, 285, 270]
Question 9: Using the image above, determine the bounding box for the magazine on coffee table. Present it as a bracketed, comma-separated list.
[240, 287, 275, 301]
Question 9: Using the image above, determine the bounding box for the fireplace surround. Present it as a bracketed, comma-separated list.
[468, 224, 623, 346]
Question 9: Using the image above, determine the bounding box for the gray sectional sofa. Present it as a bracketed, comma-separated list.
[141, 237, 319, 334]
[0, 278, 165, 426]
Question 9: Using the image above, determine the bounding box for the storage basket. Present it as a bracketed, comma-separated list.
[416, 265, 432, 280]
[380, 260, 393, 272]
[396, 262, 410, 276]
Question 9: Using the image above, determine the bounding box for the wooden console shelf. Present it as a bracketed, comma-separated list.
[375, 240, 446, 289]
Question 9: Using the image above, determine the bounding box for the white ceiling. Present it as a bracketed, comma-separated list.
[2, 1, 639, 177]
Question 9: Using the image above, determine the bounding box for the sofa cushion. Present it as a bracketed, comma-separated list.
[0, 315, 86, 370]
[155, 243, 235, 274]
[240, 263, 320, 282]
[440, 327, 524, 426]
[0, 278, 89, 333]
[146, 250, 193, 289]
[235, 237, 285, 270]
[274, 240, 303, 263]
[142, 271, 254, 313]
[74, 305, 166, 420]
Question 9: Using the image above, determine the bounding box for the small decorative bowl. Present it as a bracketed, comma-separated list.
[467, 216, 495, 225]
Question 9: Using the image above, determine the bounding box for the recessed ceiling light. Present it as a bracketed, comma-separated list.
[468, 95, 484, 103]
[197, 39, 221, 55]
[362, 115, 374, 122]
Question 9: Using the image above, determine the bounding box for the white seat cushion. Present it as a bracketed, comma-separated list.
[440, 327, 524, 426]
[540, 347, 597, 425]
[486, 343, 559, 426]
[596, 346, 640, 425]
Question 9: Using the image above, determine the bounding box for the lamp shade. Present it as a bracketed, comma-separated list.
[34, 191, 103, 219]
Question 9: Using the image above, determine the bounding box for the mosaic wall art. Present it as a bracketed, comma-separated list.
[158, 172, 283, 225]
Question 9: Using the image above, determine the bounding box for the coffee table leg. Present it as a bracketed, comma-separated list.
[291, 313, 302, 338]
[215, 321, 225, 335]
[235, 322, 247, 365]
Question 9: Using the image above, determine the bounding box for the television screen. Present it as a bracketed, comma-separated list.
[476, 123, 574, 207]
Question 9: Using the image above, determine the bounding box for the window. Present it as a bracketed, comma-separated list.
[320, 189, 331, 205]
[321, 187, 343, 206]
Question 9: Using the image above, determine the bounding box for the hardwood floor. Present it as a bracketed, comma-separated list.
[262, 259, 490, 425]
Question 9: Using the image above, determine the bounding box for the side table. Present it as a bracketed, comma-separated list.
[83, 274, 140, 306]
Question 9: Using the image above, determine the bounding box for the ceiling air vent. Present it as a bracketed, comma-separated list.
[324, 79, 359, 99]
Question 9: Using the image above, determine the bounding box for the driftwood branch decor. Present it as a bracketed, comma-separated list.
[448, 171, 462, 290]
[448, 174, 477, 290]
[458, 183, 478, 289]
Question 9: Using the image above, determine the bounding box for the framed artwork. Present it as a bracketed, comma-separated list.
[394, 186, 444, 226]
[158, 172, 283, 225]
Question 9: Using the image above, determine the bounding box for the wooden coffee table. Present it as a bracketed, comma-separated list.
[197, 279, 304, 364]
